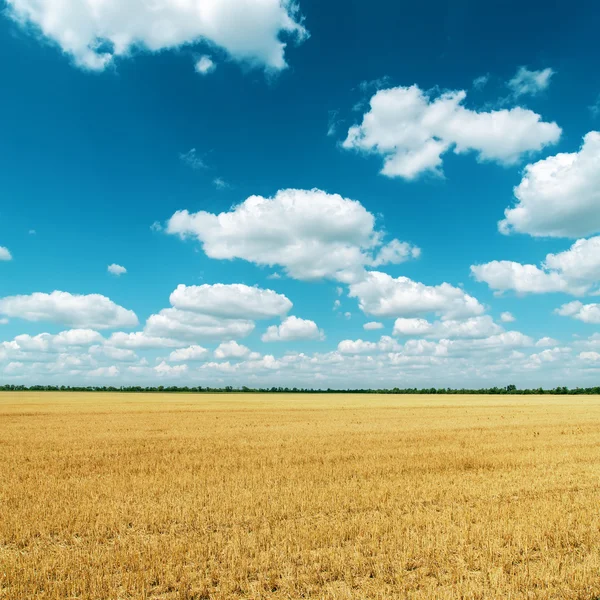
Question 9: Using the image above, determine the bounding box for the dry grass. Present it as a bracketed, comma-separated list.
[1, 392, 600, 599]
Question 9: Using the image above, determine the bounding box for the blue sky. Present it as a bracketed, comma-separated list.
[1, 0, 600, 387]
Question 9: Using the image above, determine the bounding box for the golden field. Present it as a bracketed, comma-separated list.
[1, 392, 600, 600]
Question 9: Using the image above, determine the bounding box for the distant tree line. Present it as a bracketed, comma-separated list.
[0, 383, 598, 394]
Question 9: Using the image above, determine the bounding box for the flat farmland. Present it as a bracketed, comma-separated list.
[1, 392, 600, 599]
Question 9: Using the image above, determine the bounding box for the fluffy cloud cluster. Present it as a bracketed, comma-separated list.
[167, 189, 419, 282]
[499, 132, 600, 238]
[342, 84, 561, 180]
[555, 301, 600, 324]
[262, 316, 324, 342]
[0, 291, 138, 329]
[144, 308, 254, 341]
[0, 247, 12, 261]
[170, 283, 291, 319]
[349, 271, 484, 319]
[166, 345, 208, 362]
[471, 236, 600, 296]
[392, 316, 502, 339]
[6, 0, 307, 72]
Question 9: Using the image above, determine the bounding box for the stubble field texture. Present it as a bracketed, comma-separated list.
[1, 392, 600, 600]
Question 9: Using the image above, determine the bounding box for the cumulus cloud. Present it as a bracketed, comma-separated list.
[53, 329, 104, 346]
[166, 188, 419, 282]
[342, 84, 561, 180]
[262, 316, 324, 342]
[195, 55, 216, 75]
[499, 132, 600, 238]
[214, 340, 250, 359]
[87, 366, 119, 378]
[170, 283, 291, 319]
[363, 321, 383, 330]
[90, 345, 138, 362]
[144, 308, 254, 341]
[6, 0, 308, 72]
[0, 291, 138, 329]
[393, 316, 502, 339]
[349, 271, 484, 320]
[536, 337, 559, 347]
[392, 318, 432, 337]
[168, 345, 209, 362]
[0, 247, 12, 261]
[107, 264, 127, 276]
[508, 66, 555, 98]
[108, 332, 186, 349]
[471, 236, 600, 296]
[555, 301, 600, 324]
[500, 312, 515, 323]
[154, 361, 188, 377]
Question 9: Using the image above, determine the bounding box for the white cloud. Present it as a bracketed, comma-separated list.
[195, 55, 216, 75]
[333, 299, 341, 310]
[214, 340, 250, 359]
[344, 312, 352, 320]
[555, 301, 600, 324]
[393, 316, 502, 339]
[500, 312, 515, 323]
[6, 0, 307, 72]
[166, 188, 419, 282]
[590, 95, 600, 118]
[53, 329, 104, 346]
[107, 264, 127, 276]
[154, 361, 188, 377]
[0, 247, 12, 261]
[262, 316, 324, 342]
[108, 332, 186, 349]
[179, 148, 207, 170]
[169, 345, 209, 362]
[0, 291, 138, 329]
[342, 84, 561, 180]
[499, 132, 600, 238]
[87, 366, 120, 378]
[579, 351, 600, 361]
[337, 339, 378, 354]
[471, 261, 571, 295]
[90, 345, 138, 362]
[473, 74, 489, 90]
[144, 308, 254, 341]
[472, 236, 600, 296]
[349, 271, 484, 319]
[508, 67, 555, 98]
[213, 177, 230, 190]
[170, 283, 291, 319]
[536, 337, 559, 347]
[363, 321, 383, 330]
[392, 318, 432, 336]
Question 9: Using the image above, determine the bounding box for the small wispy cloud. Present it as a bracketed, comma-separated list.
[507, 66, 555, 98]
[179, 148, 207, 170]
[150, 221, 163, 233]
[195, 55, 216, 76]
[213, 177, 231, 189]
[589, 94, 600, 118]
[473, 73, 489, 90]
[108, 263, 127, 276]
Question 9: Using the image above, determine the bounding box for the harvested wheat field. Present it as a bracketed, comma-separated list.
[1, 392, 600, 599]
